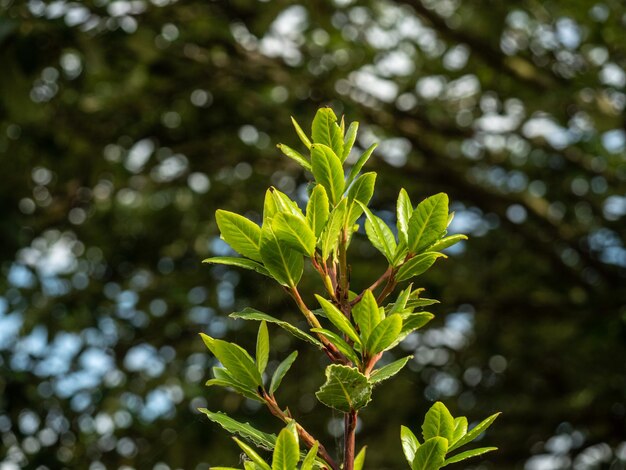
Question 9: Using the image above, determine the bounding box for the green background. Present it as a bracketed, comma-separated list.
[1, 0, 625, 468]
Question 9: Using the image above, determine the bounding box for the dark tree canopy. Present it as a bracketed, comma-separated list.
[1, 0, 625, 469]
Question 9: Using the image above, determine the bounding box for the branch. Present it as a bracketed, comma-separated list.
[262, 392, 339, 470]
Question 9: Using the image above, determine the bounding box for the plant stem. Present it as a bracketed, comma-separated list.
[263, 393, 339, 470]
[343, 410, 358, 470]
[288, 286, 346, 363]
[350, 265, 393, 306]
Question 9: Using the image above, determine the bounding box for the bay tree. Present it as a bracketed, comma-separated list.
[201, 108, 499, 469]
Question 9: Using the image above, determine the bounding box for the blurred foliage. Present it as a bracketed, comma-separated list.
[0, 0, 625, 469]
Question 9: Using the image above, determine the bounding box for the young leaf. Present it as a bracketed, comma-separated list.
[451, 417, 468, 446]
[311, 108, 343, 159]
[369, 355, 413, 384]
[357, 202, 397, 263]
[319, 198, 348, 260]
[315, 295, 361, 345]
[216, 210, 263, 262]
[310, 143, 344, 206]
[396, 253, 446, 282]
[443, 447, 498, 466]
[399, 312, 435, 338]
[269, 187, 306, 221]
[345, 143, 377, 188]
[230, 308, 323, 348]
[310, 328, 360, 365]
[301, 442, 319, 470]
[388, 284, 413, 315]
[407, 193, 449, 254]
[346, 172, 376, 226]
[401, 425, 421, 466]
[206, 372, 262, 402]
[422, 402, 455, 442]
[411, 437, 447, 470]
[198, 409, 277, 450]
[272, 424, 300, 470]
[448, 413, 501, 452]
[354, 446, 367, 470]
[315, 364, 372, 412]
[306, 184, 330, 238]
[397, 188, 413, 246]
[365, 314, 403, 355]
[429, 234, 468, 252]
[272, 212, 316, 256]
[277, 143, 312, 171]
[264, 189, 279, 223]
[291, 116, 311, 149]
[259, 225, 303, 287]
[203, 257, 270, 277]
[233, 438, 272, 470]
[200, 334, 263, 389]
[269, 351, 298, 395]
[352, 289, 382, 342]
[343, 121, 359, 161]
[256, 321, 269, 375]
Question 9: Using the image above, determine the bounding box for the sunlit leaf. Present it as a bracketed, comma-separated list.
[315, 365, 372, 412]
[216, 210, 263, 262]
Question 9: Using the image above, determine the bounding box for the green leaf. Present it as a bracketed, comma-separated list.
[310, 143, 344, 206]
[411, 437, 447, 470]
[388, 284, 413, 315]
[269, 351, 298, 395]
[407, 193, 449, 254]
[399, 312, 435, 340]
[216, 210, 263, 262]
[202, 257, 270, 277]
[291, 116, 311, 149]
[229, 308, 323, 349]
[451, 417, 468, 446]
[234, 438, 272, 470]
[315, 365, 372, 412]
[272, 212, 316, 256]
[397, 188, 413, 246]
[301, 442, 319, 470]
[205, 378, 258, 402]
[448, 413, 501, 452]
[346, 172, 376, 226]
[264, 189, 279, 224]
[396, 253, 446, 282]
[306, 184, 330, 238]
[315, 295, 361, 345]
[272, 424, 300, 470]
[354, 446, 367, 470]
[365, 314, 403, 355]
[269, 187, 306, 221]
[357, 202, 397, 263]
[208, 367, 263, 402]
[256, 321, 269, 375]
[259, 225, 303, 287]
[352, 289, 381, 342]
[429, 234, 468, 252]
[343, 121, 359, 161]
[198, 409, 276, 450]
[310, 328, 360, 365]
[401, 425, 420, 466]
[277, 144, 312, 171]
[422, 402, 455, 442]
[311, 108, 343, 159]
[345, 143, 377, 188]
[319, 198, 348, 260]
[443, 447, 498, 466]
[369, 355, 413, 384]
[200, 334, 262, 389]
